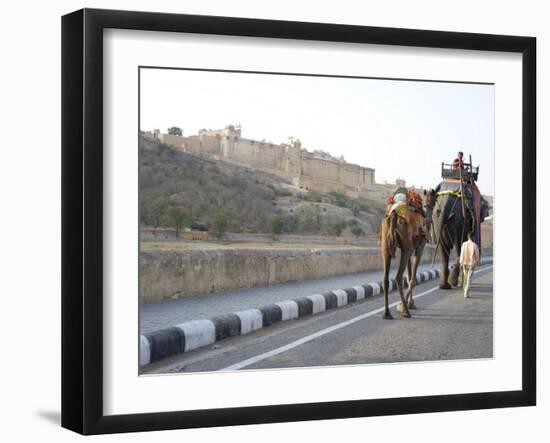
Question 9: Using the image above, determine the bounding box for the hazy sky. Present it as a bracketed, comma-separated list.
[140, 68, 495, 195]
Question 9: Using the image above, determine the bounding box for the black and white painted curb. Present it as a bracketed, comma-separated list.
[140, 257, 493, 366]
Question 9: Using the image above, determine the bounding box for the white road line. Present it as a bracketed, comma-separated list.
[220, 265, 492, 371]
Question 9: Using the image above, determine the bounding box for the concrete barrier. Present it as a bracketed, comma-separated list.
[140, 246, 437, 303]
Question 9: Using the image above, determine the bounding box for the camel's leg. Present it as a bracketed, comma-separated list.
[382, 250, 393, 320]
[405, 252, 414, 308]
[396, 248, 411, 318]
[407, 251, 420, 309]
[439, 240, 451, 289]
[406, 257, 413, 289]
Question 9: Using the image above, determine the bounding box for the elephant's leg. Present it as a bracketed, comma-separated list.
[382, 251, 393, 320]
[439, 242, 451, 289]
[396, 248, 411, 318]
[449, 237, 462, 287]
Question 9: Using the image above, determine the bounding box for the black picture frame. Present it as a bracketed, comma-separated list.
[61, 8, 536, 435]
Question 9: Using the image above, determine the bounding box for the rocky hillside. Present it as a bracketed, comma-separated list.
[139, 136, 385, 236]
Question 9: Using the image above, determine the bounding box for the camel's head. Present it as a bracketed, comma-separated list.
[423, 188, 437, 221]
[422, 189, 437, 214]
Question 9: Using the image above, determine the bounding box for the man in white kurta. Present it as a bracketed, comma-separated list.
[460, 232, 480, 298]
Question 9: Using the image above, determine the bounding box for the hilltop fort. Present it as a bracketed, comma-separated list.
[143, 125, 405, 199]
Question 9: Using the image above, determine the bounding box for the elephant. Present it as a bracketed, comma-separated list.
[429, 188, 489, 289]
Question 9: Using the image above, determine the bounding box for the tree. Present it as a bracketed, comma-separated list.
[167, 126, 183, 136]
[139, 203, 151, 226]
[158, 143, 169, 156]
[328, 219, 347, 237]
[329, 191, 347, 207]
[212, 213, 228, 238]
[166, 207, 186, 238]
[351, 225, 365, 237]
[268, 215, 285, 236]
[283, 214, 298, 233]
[150, 198, 168, 230]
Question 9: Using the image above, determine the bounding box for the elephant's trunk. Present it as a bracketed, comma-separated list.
[431, 195, 453, 265]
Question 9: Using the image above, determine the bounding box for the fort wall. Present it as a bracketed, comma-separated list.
[146, 125, 386, 198]
[157, 133, 185, 148]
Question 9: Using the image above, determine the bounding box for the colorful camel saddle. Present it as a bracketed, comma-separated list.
[386, 190, 428, 241]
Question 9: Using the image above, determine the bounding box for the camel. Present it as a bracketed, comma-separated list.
[402, 189, 435, 310]
[379, 190, 433, 319]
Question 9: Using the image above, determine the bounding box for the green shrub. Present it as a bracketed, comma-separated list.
[167, 126, 183, 136]
[268, 214, 298, 235]
[211, 213, 228, 237]
[351, 225, 365, 237]
[328, 219, 347, 237]
[275, 188, 293, 197]
[165, 207, 187, 237]
[268, 215, 285, 235]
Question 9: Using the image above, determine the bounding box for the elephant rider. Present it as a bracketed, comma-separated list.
[452, 151, 465, 170]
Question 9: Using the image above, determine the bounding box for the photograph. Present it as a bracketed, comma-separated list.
[0, 0, 544, 440]
[137, 67, 495, 374]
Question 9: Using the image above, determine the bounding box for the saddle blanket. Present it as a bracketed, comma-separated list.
[387, 201, 427, 240]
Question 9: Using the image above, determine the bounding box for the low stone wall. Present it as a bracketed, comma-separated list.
[140, 227, 379, 245]
[140, 246, 436, 303]
[222, 232, 379, 245]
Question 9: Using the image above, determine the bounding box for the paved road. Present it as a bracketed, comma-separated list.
[140, 261, 444, 334]
[142, 266, 493, 374]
